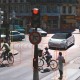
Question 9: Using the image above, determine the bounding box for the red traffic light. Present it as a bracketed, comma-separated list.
[32, 8, 39, 14]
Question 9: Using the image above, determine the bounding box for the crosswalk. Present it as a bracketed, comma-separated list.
[11, 42, 33, 50]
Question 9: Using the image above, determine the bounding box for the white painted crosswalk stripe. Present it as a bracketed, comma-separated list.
[11, 42, 33, 50]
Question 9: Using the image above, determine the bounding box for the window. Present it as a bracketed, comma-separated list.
[40, 5, 46, 13]
[52, 33, 67, 39]
[26, 0, 30, 2]
[25, 5, 31, 13]
[20, 0, 24, 2]
[64, 0, 67, 3]
[11, 31, 20, 35]
[62, 6, 66, 13]
[47, 5, 53, 13]
[52, 6, 58, 13]
[8, 0, 12, 3]
[14, 0, 18, 3]
[68, 6, 72, 14]
[19, 5, 24, 13]
[3, 0, 6, 3]
[47, 6, 50, 13]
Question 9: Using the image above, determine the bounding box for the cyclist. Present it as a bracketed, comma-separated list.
[44, 47, 52, 67]
[1, 40, 10, 60]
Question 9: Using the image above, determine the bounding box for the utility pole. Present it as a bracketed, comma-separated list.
[30, 8, 41, 80]
[3, 10, 10, 45]
[0, 8, 4, 48]
[11, 10, 16, 31]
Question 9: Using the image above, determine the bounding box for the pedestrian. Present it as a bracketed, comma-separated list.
[56, 52, 65, 79]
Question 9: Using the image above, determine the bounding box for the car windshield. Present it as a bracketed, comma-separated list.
[14, 25, 23, 29]
[52, 33, 67, 39]
[11, 31, 20, 35]
[30, 28, 42, 31]
[37, 28, 42, 31]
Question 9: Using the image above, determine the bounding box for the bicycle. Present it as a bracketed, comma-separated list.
[0, 49, 14, 65]
[38, 52, 58, 70]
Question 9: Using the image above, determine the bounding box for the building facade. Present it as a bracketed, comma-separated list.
[0, 0, 77, 32]
[76, 0, 80, 27]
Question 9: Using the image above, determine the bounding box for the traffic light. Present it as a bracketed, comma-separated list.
[31, 8, 40, 28]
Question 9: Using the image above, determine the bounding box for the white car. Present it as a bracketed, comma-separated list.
[10, 31, 25, 41]
[1, 34, 6, 42]
[29, 28, 47, 37]
[48, 32, 75, 49]
[1, 31, 25, 42]
[1, 34, 6, 38]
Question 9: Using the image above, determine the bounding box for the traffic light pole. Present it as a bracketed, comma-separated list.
[0, 8, 4, 49]
[33, 26, 39, 80]
[31, 8, 40, 80]
[33, 43, 39, 80]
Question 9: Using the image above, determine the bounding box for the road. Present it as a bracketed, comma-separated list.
[0, 32, 80, 80]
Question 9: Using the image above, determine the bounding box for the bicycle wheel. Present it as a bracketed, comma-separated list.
[38, 59, 44, 67]
[0, 53, 4, 65]
[8, 53, 14, 64]
[50, 60, 58, 69]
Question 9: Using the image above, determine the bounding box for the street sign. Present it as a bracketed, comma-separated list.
[29, 32, 41, 45]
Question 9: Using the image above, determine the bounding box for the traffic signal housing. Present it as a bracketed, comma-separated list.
[31, 8, 40, 28]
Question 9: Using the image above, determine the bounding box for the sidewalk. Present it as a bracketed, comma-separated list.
[41, 57, 80, 80]
[41, 29, 80, 80]
[72, 29, 80, 34]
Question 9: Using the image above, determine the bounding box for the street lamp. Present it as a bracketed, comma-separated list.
[0, 8, 4, 48]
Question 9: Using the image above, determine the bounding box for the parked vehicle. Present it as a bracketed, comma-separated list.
[1, 30, 25, 42]
[10, 25, 25, 33]
[1, 34, 6, 39]
[1, 34, 6, 42]
[29, 28, 47, 37]
[10, 31, 25, 41]
[48, 32, 75, 49]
